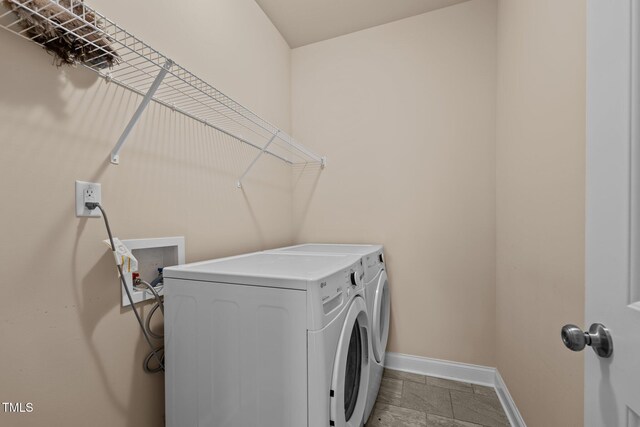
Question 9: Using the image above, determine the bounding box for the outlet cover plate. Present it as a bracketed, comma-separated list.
[75, 181, 101, 217]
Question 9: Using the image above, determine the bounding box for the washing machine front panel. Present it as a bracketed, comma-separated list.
[330, 296, 370, 427]
[371, 270, 390, 363]
[364, 360, 384, 424]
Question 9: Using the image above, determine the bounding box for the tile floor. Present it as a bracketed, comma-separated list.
[365, 369, 510, 427]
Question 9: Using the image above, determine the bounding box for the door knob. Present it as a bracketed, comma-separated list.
[561, 323, 613, 358]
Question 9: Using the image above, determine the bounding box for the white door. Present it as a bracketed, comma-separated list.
[583, 1, 640, 425]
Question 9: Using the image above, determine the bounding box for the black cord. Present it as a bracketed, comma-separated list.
[94, 204, 165, 373]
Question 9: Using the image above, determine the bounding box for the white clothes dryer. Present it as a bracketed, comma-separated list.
[163, 252, 371, 427]
[267, 244, 391, 423]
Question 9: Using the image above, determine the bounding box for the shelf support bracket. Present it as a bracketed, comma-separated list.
[110, 59, 174, 164]
[237, 130, 280, 188]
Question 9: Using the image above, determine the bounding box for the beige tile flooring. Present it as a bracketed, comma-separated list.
[365, 369, 510, 427]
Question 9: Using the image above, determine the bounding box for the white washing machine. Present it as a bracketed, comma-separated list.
[267, 244, 390, 423]
[163, 251, 371, 427]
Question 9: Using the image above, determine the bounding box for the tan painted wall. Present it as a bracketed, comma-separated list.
[495, 0, 586, 426]
[0, 0, 292, 425]
[291, 0, 498, 366]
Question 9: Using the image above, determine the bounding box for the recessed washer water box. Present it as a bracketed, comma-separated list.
[116, 237, 185, 307]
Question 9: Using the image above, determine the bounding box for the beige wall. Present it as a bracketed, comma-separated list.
[0, 0, 292, 425]
[495, 0, 586, 426]
[291, 0, 498, 366]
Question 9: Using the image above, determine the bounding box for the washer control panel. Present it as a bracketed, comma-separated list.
[308, 260, 364, 330]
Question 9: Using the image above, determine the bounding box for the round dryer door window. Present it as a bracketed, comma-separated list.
[330, 296, 370, 427]
[372, 271, 390, 363]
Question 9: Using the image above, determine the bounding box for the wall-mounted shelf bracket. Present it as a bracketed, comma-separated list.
[237, 130, 280, 188]
[110, 59, 174, 164]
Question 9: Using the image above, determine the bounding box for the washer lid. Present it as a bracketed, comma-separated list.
[269, 243, 382, 256]
[163, 252, 361, 290]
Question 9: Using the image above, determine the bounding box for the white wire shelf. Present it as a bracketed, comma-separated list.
[0, 0, 325, 186]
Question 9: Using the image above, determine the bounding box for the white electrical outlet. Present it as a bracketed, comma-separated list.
[75, 181, 102, 217]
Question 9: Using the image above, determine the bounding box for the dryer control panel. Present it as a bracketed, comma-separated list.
[363, 249, 385, 283]
[307, 260, 364, 331]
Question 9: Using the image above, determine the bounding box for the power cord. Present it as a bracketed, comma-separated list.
[133, 278, 165, 373]
[88, 202, 165, 373]
[133, 279, 164, 339]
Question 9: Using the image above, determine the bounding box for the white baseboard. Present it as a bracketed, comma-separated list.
[494, 370, 526, 427]
[384, 352, 496, 387]
[384, 352, 526, 427]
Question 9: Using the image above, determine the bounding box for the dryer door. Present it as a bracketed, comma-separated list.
[371, 270, 390, 363]
[330, 296, 370, 427]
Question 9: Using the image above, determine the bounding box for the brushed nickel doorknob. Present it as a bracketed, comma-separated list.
[561, 323, 613, 358]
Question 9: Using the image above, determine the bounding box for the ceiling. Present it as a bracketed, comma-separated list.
[254, 0, 471, 48]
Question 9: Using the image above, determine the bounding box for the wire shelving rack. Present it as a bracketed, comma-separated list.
[0, 0, 325, 187]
